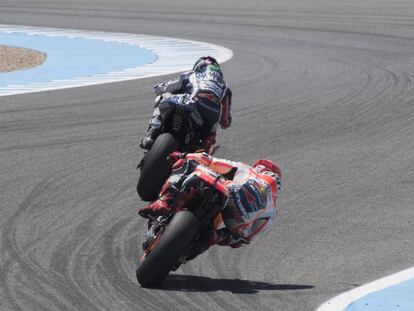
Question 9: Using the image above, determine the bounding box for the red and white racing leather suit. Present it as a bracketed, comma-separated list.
[172, 153, 281, 244]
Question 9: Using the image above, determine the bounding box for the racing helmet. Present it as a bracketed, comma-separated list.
[193, 56, 222, 76]
[252, 159, 282, 179]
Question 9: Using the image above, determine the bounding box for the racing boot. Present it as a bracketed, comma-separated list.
[207, 228, 249, 248]
[139, 126, 160, 150]
[138, 190, 175, 218]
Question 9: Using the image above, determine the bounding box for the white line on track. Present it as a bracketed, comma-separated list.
[0, 24, 233, 97]
[316, 266, 414, 311]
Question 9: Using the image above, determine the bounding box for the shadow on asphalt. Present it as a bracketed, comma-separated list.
[159, 274, 314, 294]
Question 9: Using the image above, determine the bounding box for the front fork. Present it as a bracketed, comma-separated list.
[141, 216, 167, 254]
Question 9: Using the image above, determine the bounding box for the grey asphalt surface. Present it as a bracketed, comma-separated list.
[1, 1, 414, 310]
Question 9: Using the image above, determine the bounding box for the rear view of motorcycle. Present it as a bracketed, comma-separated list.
[136, 165, 228, 287]
[137, 94, 206, 202]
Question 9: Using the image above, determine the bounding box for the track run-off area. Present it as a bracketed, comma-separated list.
[1, 1, 414, 310]
[0, 24, 232, 96]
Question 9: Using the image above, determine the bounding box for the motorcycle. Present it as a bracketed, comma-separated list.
[137, 93, 209, 202]
[136, 162, 229, 288]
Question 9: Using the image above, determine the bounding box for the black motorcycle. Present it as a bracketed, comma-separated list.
[137, 94, 208, 201]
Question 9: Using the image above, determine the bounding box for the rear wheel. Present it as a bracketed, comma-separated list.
[136, 211, 198, 287]
[137, 133, 179, 201]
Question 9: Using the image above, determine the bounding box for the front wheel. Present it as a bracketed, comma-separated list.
[136, 211, 198, 287]
[137, 133, 179, 201]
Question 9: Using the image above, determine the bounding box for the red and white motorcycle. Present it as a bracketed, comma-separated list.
[136, 163, 230, 288]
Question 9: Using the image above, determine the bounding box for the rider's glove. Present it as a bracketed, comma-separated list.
[153, 83, 166, 95]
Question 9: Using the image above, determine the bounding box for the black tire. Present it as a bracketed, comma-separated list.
[137, 133, 179, 201]
[136, 211, 198, 287]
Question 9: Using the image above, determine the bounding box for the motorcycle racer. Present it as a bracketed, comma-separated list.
[139, 56, 232, 150]
[138, 152, 282, 249]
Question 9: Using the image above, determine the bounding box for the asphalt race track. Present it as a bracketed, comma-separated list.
[1, 1, 414, 310]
